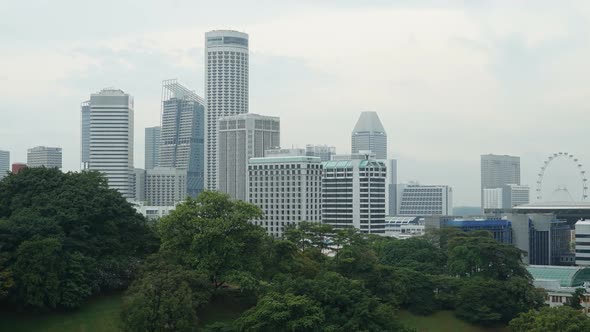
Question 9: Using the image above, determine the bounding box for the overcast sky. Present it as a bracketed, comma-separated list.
[1, 0, 589, 206]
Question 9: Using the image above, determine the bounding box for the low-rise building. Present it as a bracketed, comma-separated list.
[527, 265, 590, 314]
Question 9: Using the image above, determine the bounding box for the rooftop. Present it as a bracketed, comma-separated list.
[527, 265, 590, 287]
[352, 111, 386, 134]
[514, 202, 590, 210]
[249, 156, 320, 164]
[322, 159, 385, 169]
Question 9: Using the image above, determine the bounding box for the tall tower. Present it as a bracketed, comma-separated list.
[204, 30, 249, 190]
[80, 100, 91, 169]
[145, 126, 161, 170]
[89, 88, 134, 199]
[159, 79, 205, 197]
[480, 154, 520, 208]
[351, 112, 387, 160]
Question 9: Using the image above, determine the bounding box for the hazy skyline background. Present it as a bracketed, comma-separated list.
[1, 0, 589, 206]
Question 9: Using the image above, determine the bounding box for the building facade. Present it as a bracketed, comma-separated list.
[0, 150, 9, 179]
[481, 154, 520, 208]
[89, 88, 134, 199]
[322, 154, 387, 234]
[351, 111, 387, 160]
[248, 156, 322, 237]
[145, 126, 161, 170]
[386, 159, 398, 216]
[305, 144, 336, 162]
[576, 220, 590, 266]
[444, 219, 513, 244]
[12, 163, 26, 174]
[27, 146, 62, 169]
[218, 113, 280, 201]
[503, 184, 530, 208]
[80, 100, 91, 169]
[483, 188, 503, 209]
[145, 167, 187, 206]
[204, 30, 249, 190]
[398, 184, 453, 216]
[132, 168, 146, 202]
[159, 79, 204, 197]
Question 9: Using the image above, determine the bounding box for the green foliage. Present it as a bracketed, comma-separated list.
[0, 168, 157, 310]
[235, 292, 324, 332]
[509, 306, 590, 332]
[378, 237, 447, 275]
[566, 288, 586, 310]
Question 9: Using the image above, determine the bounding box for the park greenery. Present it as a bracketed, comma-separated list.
[3, 168, 590, 331]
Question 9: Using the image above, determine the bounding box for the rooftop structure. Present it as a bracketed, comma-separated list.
[351, 112, 387, 160]
[527, 265, 590, 288]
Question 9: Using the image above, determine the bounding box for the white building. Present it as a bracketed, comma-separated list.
[0, 150, 10, 179]
[27, 146, 62, 169]
[145, 167, 187, 206]
[89, 88, 134, 199]
[218, 114, 280, 201]
[80, 100, 91, 169]
[322, 152, 387, 234]
[134, 203, 176, 221]
[503, 184, 530, 208]
[159, 79, 205, 197]
[351, 112, 387, 160]
[248, 155, 322, 238]
[398, 184, 453, 216]
[266, 148, 305, 157]
[305, 145, 336, 162]
[483, 188, 503, 209]
[384, 216, 425, 239]
[576, 220, 590, 266]
[481, 154, 520, 208]
[145, 126, 160, 170]
[204, 30, 249, 191]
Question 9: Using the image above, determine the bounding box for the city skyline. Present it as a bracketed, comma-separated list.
[2, 1, 589, 206]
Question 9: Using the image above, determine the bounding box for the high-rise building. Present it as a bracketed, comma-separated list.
[218, 114, 280, 201]
[575, 220, 590, 266]
[159, 79, 205, 197]
[204, 30, 249, 190]
[80, 100, 91, 169]
[398, 184, 453, 216]
[248, 155, 322, 237]
[145, 126, 161, 170]
[0, 150, 9, 179]
[481, 154, 520, 207]
[145, 167, 187, 206]
[386, 159, 398, 216]
[305, 145, 336, 162]
[483, 188, 503, 209]
[27, 146, 62, 169]
[351, 111, 387, 160]
[132, 168, 146, 202]
[89, 88, 134, 199]
[322, 152, 387, 234]
[503, 184, 530, 208]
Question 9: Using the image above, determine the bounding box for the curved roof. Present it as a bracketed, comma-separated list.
[352, 111, 386, 134]
[527, 265, 590, 287]
[515, 202, 590, 210]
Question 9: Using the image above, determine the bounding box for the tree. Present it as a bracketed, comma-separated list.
[567, 288, 586, 310]
[377, 237, 447, 275]
[235, 292, 324, 332]
[509, 306, 590, 332]
[158, 192, 266, 290]
[120, 258, 211, 332]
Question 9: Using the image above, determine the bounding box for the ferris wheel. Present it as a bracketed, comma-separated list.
[536, 152, 588, 201]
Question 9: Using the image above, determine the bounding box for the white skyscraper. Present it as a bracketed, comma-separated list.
[89, 88, 134, 199]
[218, 113, 280, 201]
[398, 184, 453, 216]
[80, 100, 91, 169]
[249, 155, 323, 238]
[0, 150, 9, 179]
[204, 30, 249, 190]
[27, 146, 62, 169]
[481, 154, 520, 207]
[351, 112, 387, 160]
[145, 126, 161, 170]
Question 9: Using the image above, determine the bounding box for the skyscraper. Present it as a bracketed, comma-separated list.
[159, 79, 204, 197]
[218, 113, 280, 201]
[305, 144, 336, 162]
[398, 184, 453, 216]
[145, 126, 161, 170]
[80, 100, 91, 169]
[0, 150, 9, 179]
[27, 146, 62, 169]
[351, 111, 387, 160]
[89, 88, 134, 199]
[481, 154, 520, 207]
[204, 30, 249, 190]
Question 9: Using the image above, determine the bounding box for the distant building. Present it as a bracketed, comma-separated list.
[0, 150, 9, 179]
[248, 156, 322, 238]
[12, 163, 26, 174]
[27, 146, 62, 169]
[527, 265, 590, 314]
[503, 184, 530, 208]
[145, 167, 187, 206]
[483, 188, 503, 209]
[134, 203, 176, 221]
[398, 184, 453, 216]
[159, 79, 204, 197]
[205, 30, 249, 191]
[265, 148, 305, 157]
[384, 216, 424, 239]
[575, 220, 590, 266]
[481, 154, 520, 208]
[132, 168, 146, 202]
[218, 113, 280, 201]
[145, 126, 161, 170]
[89, 88, 134, 199]
[80, 100, 91, 169]
[444, 219, 513, 244]
[305, 145, 336, 162]
[351, 111, 387, 160]
[386, 159, 398, 216]
[322, 153, 387, 234]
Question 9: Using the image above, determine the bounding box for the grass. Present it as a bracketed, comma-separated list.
[398, 310, 509, 332]
[0, 293, 124, 332]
